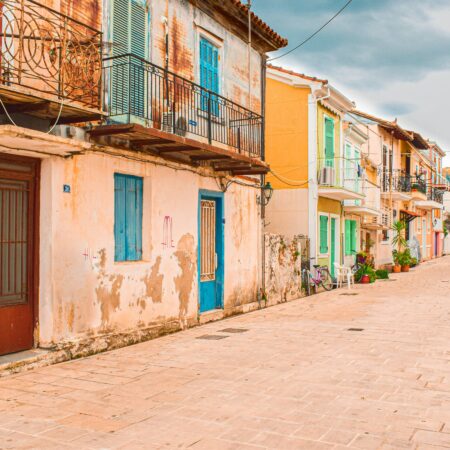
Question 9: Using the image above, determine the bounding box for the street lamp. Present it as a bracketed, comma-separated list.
[257, 181, 273, 206]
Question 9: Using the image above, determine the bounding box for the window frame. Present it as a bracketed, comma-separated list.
[319, 213, 329, 256]
[114, 173, 144, 262]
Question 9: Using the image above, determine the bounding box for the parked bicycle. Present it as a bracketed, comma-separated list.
[302, 259, 334, 294]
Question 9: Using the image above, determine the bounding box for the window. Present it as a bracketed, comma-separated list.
[345, 220, 357, 256]
[324, 117, 334, 167]
[319, 215, 329, 254]
[200, 37, 219, 114]
[114, 174, 143, 262]
[111, 0, 148, 118]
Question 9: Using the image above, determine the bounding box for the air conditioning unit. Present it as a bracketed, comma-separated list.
[162, 112, 187, 137]
[318, 166, 335, 186]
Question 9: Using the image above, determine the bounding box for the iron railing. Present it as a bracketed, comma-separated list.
[381, 172, 411, 193]
[428, 188, 444, 204]
[0, 0, 102, 108]
[103, 54, 263, 158]
[410, 176, 427, 194]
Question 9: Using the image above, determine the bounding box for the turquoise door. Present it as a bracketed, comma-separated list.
[199, 191, 224, 313]
[330, 218, 336, 278]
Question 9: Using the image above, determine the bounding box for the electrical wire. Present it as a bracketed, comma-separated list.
[268, 0, 354, 62]
[0, 94, 65, 134]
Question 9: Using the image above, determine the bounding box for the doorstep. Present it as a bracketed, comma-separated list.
[199, 309, 224, 325]
[0, 348, 62, 378]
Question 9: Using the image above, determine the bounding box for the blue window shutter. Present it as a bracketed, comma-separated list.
[114, 174, 126, 262]
[114, 174, 143, 262]
[200, 38, 219, 113]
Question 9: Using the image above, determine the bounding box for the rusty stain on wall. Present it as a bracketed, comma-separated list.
[67, 303, 75, 332]
[143, 256, 164, 303]
[171, 14, 194, 80]
[174, 233, 196, 320]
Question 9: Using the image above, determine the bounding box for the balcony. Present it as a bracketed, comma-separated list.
[381, 172, 412, 201]
[317, 157, 364, 201]
[344, 179, 380, 217]
[362, 206, 392, 230]
[410, 176, 428, 201]
[0, 0, 102, 123]
[89, 54, 266, 175]
[415, 187, 444, 210]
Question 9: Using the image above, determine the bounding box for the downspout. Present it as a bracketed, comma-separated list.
[260, 54, 267, 307]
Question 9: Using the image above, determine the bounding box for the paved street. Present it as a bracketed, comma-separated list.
[1, 257, 450, 449]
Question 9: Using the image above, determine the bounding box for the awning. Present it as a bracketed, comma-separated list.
[400, 209, 422, 222]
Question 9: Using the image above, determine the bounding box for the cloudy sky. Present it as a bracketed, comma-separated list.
[253, 0, 450, 165]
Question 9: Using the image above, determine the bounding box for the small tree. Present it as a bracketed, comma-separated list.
[392, 220, 407, 253]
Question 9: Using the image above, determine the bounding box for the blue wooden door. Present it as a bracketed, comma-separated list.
[199, 193, 224, 313]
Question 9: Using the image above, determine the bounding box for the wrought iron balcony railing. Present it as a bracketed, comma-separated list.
[0, 0, 102, 109]
[103, 54, 263, 159]
[428, 188, 444, 204]
[381, 173, 411, 193]
[410, 176, 427, 194]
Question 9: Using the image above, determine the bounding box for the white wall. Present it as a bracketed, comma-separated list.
[38, 151, 260, 346]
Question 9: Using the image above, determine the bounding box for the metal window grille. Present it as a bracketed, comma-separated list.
[0, 177, 28, 306]
[200, 200, 216, 282]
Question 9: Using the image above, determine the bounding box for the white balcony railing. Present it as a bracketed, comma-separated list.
[317, 157, 364, 195]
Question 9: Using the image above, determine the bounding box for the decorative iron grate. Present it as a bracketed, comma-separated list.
[0, 0, 102, 108]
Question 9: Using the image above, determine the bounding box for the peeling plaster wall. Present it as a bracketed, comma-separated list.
[264, 234, 302, 304]
[38, 152, 260, 346]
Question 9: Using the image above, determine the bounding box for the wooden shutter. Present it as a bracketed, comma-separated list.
[345, 220, 351, 255]
[324, 118, 334, 167]
[111, 0, 147, 118]
[114, 174, 126, 261]
[350, 220, 357, 254]
[200, 38, 219, 114]
[114, 174, 143, 262]
[319, 215, 329, 254]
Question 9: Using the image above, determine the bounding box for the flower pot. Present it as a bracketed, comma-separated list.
[401, 265, 410, 272]
[361, 274, 370, 284]
[393, 265, 401, 273]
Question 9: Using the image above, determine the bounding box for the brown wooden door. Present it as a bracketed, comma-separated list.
[0, 154, 39, 356]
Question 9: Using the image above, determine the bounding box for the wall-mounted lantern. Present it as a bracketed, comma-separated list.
[257, 182, 273, 206]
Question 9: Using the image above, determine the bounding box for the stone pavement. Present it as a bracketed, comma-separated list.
[1, 257, 450, 449]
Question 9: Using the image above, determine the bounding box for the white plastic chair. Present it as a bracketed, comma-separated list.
[334, 263, 354, 289]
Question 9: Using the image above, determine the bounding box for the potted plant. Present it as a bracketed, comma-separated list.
[410, 257, 418, 268]
[398, 249, 412, 272]
[356, 251, 367, 265]
[355, 264, 376, 284]
[391, 220, 407, 272]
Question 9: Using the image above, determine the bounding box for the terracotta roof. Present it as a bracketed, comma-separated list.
[351, 110, 413, 142]
[267, 64, 328, 84]
[228, 0, 288, 50]
[405, 130, 429, 150]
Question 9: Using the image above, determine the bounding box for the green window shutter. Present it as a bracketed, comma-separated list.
[351, 220, 357, 254]
[320, 215, 329, 254]
[345, 220, 351, 255]
[324, 118, 334, 167]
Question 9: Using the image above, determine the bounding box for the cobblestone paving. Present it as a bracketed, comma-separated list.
[1, 257, 450, 449]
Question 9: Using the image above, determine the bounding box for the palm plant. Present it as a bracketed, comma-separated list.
[392, 220, 407, 253]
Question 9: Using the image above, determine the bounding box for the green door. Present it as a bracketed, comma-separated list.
[330, 218, 336, 277]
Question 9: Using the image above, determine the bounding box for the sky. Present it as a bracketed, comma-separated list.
[252, 0, 450, 166]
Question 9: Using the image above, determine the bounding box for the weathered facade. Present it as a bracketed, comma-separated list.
[0, 0, 287, 356]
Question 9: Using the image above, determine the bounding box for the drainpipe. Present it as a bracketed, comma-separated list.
[161, 16, 170, 111]
[260, 56, 267, 306]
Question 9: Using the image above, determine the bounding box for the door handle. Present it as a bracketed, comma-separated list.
[215, 253, 218, 270]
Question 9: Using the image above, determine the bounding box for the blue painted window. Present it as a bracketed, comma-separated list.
[114, 174, 143, 261]
[200, 37, 219, 114]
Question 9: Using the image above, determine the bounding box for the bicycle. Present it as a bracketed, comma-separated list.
[307, 263, 334, 293]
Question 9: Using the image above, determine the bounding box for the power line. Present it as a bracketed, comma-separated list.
[268, 0, 354, 62]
